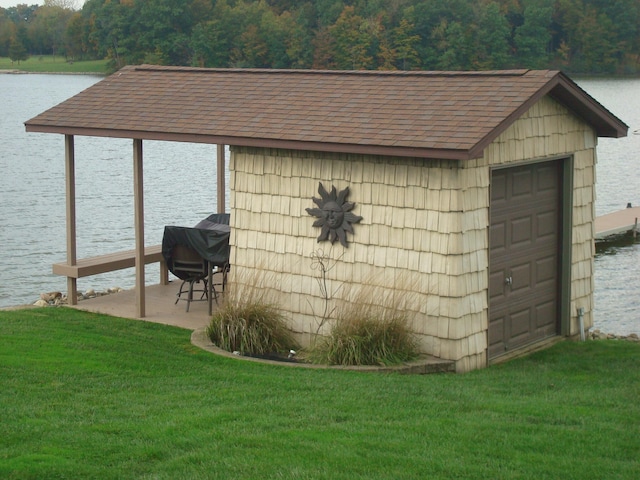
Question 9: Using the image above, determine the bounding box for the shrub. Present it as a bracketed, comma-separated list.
[207, 300, 298, 356]
[309, 307, 419, 366]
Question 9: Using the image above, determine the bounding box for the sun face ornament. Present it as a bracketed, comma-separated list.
[306, 183, 363, 247]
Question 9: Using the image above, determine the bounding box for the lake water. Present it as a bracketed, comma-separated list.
[0, 73, 638, 336]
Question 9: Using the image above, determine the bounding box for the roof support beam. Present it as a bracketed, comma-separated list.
[217, 144, 225, 213]
[133, 139, 146, 317]
[64, 134, 78, 305]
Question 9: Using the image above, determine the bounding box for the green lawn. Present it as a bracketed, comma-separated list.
[1, 307, 638, 479]
[0, 55, 108, 74]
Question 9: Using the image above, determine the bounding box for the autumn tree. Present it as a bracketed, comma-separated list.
[515, 2, 553, 69]
[473, 2, 511, 69]
[0, 11, 16, 57]
[190, 0, 236, 67]
[329, 6, 374, 69]
[65, 12, 88, 59]
[30, 3, 76, 57]
[573, 6, 617, 73]
[312, 26, 336, 69]
[9, 35, 28, 63]
[392, 18, 420, 70]
[10, 0, 636, 74]
[433, 20, 471, 70]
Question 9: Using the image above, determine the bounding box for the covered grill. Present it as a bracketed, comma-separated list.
[161, 214, 230, 313]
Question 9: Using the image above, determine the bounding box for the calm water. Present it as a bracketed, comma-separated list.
[575, 77, 640, 336]
[0, 74, 638, 335]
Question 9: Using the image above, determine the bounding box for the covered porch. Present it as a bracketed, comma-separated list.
[25, 66, 235, 319]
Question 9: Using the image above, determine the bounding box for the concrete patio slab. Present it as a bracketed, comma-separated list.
[68, 281, 214, 331]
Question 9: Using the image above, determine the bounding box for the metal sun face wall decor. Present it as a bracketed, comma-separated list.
[306, 183, 363, 247]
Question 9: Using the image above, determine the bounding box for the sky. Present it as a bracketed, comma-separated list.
[0, 1, 46, 7]
[0, 1, 84, 9]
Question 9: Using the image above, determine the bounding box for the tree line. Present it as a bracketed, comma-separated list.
[1, 0, 639, 74]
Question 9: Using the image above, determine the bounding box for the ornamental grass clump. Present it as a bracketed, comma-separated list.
[207, 271, 298, 356]
[207, 300, 298, 356]
[310, 296, 419, 366]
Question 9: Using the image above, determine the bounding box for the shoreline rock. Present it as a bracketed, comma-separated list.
[33, 287, 124, 306]
[588, 329, 639, 342]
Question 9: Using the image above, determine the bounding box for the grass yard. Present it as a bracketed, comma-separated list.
[0, 308, 638, 479]
[0, 55, 108, 74]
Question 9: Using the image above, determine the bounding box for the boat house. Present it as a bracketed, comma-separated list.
[25, 66, 627, 372]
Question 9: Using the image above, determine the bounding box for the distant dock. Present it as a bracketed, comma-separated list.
[595, 204, 640, 241]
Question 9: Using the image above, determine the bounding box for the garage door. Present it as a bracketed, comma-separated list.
[488, 160, 562, 359]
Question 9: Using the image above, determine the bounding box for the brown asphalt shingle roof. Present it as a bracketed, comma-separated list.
[25, 65, 627, 160]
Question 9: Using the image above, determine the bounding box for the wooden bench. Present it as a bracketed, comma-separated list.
[53, 244, 168, 283]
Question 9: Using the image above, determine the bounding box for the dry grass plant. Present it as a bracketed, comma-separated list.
[309, 279, 419, 366]
[206, 268, 299, 356]
[308, 247, 344, 338]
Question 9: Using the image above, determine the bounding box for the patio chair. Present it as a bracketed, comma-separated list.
[169, 244, 210, 312]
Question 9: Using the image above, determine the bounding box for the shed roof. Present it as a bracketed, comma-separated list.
[25, 66, 627, 160]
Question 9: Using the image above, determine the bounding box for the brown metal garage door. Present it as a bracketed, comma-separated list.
[488, 160, 562, 359]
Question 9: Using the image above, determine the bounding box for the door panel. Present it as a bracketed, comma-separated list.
[488, 161, 562, 359]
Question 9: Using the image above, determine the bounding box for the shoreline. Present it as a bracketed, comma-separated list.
[0, 69, 105, 75]
[1, 289, 637, 343]
[0, 287, 123, 311]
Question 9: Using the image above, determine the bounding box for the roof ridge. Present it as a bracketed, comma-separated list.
[132, 65, 539, 77]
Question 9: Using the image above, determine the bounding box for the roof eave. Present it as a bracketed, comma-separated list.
[465, 71, 628, 159]
[24, 123, 472, 161]
[549, 73, 628, 138]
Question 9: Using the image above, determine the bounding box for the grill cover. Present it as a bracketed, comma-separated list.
[162, 215, 231, 277]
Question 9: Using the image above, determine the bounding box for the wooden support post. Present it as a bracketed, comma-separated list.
[133, 139, 145, 318]
[217, 144, 225, 214]
[207, 262, 213, 316]
[160, 261, 169, 285]
[64, 134, 78, 305]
